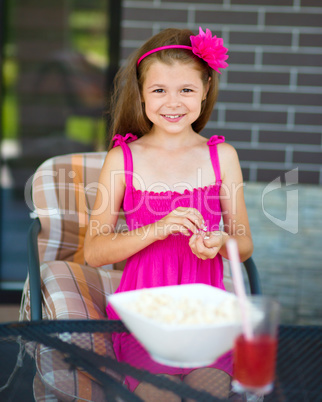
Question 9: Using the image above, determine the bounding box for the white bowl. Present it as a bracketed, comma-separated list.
[108, 284, 243, 367]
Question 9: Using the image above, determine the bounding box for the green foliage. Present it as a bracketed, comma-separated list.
[2, 59, 18, 139]
[66, 116, 106, 148]
[2, 5, 108, 143]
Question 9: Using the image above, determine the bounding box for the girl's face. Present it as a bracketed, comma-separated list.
[142, 61, 209, 136]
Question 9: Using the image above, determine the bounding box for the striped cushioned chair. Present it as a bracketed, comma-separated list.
[19, 152, 125, 401]
[20, 152, 125, 323]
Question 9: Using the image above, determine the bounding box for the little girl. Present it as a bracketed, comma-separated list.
[85, 27, 253, 400]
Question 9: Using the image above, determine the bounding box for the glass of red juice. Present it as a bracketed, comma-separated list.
[232, 296, 279, 396]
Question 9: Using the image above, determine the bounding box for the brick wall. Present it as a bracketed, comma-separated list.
[120, 0, 322, 184]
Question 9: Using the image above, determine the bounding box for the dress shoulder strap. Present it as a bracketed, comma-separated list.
[112, 133, 137, 188]
[112, 133, 137, 212]
[207, 135, 225, 183]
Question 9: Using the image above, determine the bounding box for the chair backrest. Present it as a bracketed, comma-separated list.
[31, 152, 106, 264]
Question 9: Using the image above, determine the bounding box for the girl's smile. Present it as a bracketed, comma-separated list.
[161, 113, 186, 123]
[142, 61, 208, 136]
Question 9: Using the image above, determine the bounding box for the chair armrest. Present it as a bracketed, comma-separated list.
[243, 257, 262, 295]
[27, 218, 42, 321]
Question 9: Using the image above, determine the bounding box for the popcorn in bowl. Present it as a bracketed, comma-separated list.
[126, 290, 238, 325]
[108, 284, 243, 367]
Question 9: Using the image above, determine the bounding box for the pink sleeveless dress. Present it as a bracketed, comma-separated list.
[106, 133, 232, 391]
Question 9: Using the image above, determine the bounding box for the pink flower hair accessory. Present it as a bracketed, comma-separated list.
[137, 27, 229, 74]
[190, 27, 229, 73]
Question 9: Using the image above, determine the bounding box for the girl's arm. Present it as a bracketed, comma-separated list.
[217, 143, 253, 261]
[84, 147, 152, 267]
[189, 143, 253, 262]
[84, 148, 204, 267]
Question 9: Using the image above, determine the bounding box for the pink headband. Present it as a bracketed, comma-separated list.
[137, 27, 229, 74]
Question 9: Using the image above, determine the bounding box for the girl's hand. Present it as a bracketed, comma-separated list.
[189, 230, 229, 260]
[154, 207, 206, 240]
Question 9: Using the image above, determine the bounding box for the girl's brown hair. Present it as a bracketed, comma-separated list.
[107, 28, 219, 149]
